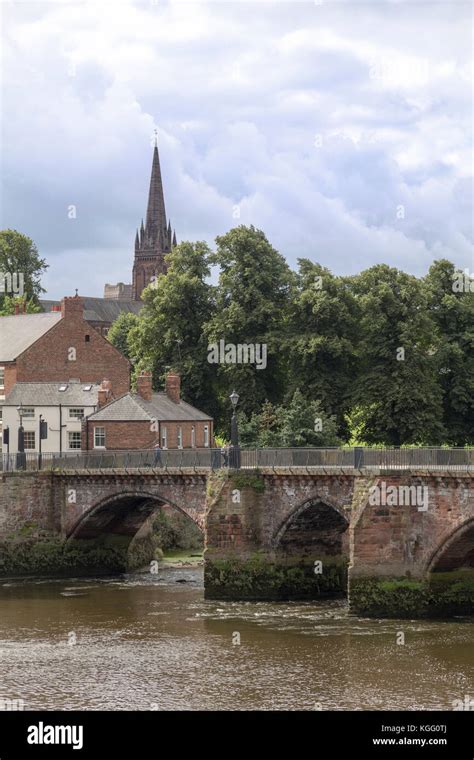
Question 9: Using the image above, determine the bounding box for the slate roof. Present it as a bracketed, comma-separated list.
[88, 392, 212, 422]
[40, 298, 143, 324]
[4, 382, 100, 406]
[0, 312, 62, 361]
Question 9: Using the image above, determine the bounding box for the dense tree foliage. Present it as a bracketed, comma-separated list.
[114, 225, 472, 447]
[0, 230, 48, 310]
[107, 312, 139, 362]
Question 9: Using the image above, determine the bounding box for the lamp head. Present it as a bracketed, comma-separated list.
[230, 390, 239, 408]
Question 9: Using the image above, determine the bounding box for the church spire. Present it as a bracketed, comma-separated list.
[145, 139, 167, 245]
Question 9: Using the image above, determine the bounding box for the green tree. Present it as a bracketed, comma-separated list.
[277, 389, 341, 447]
[424, 260, 474, 445]
[107, 312, 139, 361]
[0, 229, 47, 310]
[128, 241, 217, 417]
[205, 225, 293, 431]
[347, 265, 445, 445]
[238, 391, 340, 447]
[0, 295, 41, 316]
[284, 259, 359, 437]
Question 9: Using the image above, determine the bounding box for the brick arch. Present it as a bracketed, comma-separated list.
[67, 489, 203, 543]
[272, 494, 349, 549]
[426, 517, 474, 575]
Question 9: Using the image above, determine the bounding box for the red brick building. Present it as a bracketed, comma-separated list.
[0, 295, 130, 399]
[83, 371, 213, 451]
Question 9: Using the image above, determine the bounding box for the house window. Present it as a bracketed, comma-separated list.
[161, 426, 167, 449]
[21, 407, 35, 418]
[85, 335, 90, 342]
[24, 431, 35, 450]
[69, 408, 85, 420]
[204, 425, 209, 448]
[177, 426, 183, 449]
[191, 426, 195, 448]
[0, 367, 4, 388]
[68, 431, 82, 450]
[94, 427, 106, 448]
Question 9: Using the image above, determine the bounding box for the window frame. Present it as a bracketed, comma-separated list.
[23, 431, 36, 450]
[68, 431, 82, 450]
[94, 427, 106, 449]
[68, 407, 85, 420]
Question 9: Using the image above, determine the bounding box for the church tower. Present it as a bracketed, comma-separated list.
[132, 137, 176, 300]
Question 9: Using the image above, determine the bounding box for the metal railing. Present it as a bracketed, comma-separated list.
[0, 447, 473, 472]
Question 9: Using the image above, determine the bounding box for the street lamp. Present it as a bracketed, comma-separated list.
[229, 390, 240, 469]
[16, 403, 25, 470]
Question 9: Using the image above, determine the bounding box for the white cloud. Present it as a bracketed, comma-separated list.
[1, 0, 472, 299]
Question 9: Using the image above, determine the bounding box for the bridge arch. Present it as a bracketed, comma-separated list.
[272, 494, 349, 549]
[426, 517, 474, 575]
[271, 494, 350, 596]
[67, 489, 203, 542]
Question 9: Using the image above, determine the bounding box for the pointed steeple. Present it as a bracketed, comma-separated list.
[172, 230, 177, 247]
[135, 229, 139, 249]
[145, 142, 167, 246]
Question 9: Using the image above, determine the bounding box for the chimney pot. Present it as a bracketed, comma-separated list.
[165, 372, 180, 403]
[97, 379, 112, 407]
[136, 371, 153, 401]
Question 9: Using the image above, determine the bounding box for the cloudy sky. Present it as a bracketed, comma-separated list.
[1, 0, 472, 299]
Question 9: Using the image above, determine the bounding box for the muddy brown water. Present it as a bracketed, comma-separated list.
[0, 567, 472, 710]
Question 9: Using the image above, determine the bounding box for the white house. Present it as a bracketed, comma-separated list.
[2, 382, 100, 454]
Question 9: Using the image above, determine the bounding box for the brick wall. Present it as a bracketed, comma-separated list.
[83, 418, 213, 450]
[15, 298, 130, 395]
[2, 363, 17, 396]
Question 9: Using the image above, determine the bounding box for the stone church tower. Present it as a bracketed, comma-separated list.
[132, 139, 177, 300]
[104, 138, 176, 302]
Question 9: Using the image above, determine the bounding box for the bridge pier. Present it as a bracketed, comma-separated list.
[204, 470, 350, 600]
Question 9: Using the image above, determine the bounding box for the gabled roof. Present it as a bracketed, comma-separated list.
[0, 312, 62, 361]
[4, 382, 100, 406]
[87, 392, 212, 422]
[40, 298, 142, 324]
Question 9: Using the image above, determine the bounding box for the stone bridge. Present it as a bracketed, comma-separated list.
[0, 465, 472, 617]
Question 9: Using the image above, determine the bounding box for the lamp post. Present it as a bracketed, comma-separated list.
[229, 390, 240, 469]
[16, 403, 25, 470]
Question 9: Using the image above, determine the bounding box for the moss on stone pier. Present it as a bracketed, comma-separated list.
[204, 554, 347, 600]
[0, 535, 155, 578]
[350, 570, 474, 618]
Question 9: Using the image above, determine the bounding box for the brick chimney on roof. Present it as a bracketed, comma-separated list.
[165, 371, 180, 403]
[136, 371, 153, 401]
[97, 379, 112, 407]
[61, 294, 83, 320]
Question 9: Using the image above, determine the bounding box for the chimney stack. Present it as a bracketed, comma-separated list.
[61, 294, 84, 320]
[165, 371, 180, 403]
[97, 379, 112, 408]
[136, 371, 153, 401]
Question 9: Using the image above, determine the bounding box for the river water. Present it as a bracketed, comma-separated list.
[0, 567, 472, 711]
